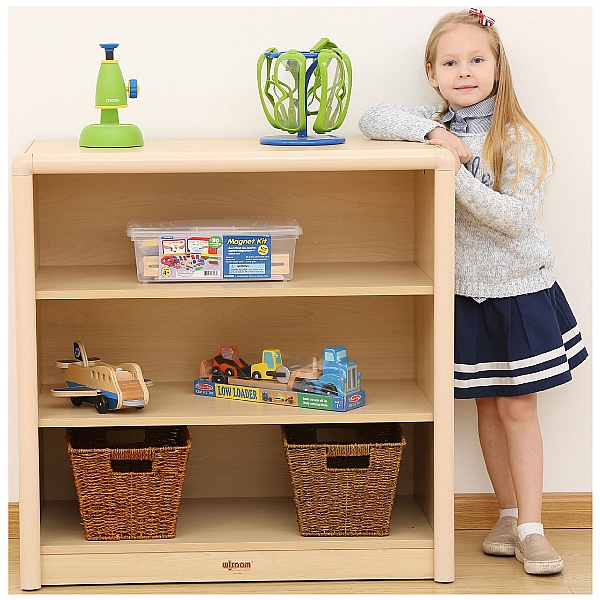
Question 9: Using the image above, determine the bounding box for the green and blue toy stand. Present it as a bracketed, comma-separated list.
[257, 38, 352, 146]
[80, 43, 143, 148]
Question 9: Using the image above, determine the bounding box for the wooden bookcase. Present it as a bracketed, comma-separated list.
[12, 137, 455, 589]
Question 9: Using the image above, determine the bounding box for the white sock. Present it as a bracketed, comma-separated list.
[517, 522, 544, 542]
[499, 508, 518, 519]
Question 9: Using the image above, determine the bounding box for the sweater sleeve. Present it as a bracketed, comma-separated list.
[358, 103, 445, 142]
[454, 132, 553, 238]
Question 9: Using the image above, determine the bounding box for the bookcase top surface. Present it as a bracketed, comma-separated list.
[13, 137, 454, 175]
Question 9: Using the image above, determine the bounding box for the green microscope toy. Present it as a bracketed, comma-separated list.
[79, 43, 143, 148]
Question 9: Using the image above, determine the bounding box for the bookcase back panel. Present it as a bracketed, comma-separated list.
[38, 296, 417, 384]
[34, 171, 415, 267]
[41, 424, 416, 500]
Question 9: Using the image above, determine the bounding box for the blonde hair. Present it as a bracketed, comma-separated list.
[425, 10, 552, 192]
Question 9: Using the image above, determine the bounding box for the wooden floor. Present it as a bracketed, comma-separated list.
[8, 529, 592, 594]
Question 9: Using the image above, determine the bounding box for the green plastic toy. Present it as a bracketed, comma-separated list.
[79, 43, 143, 148]
[257, 38, 352, 145]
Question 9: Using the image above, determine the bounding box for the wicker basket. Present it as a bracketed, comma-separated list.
[66, 426, 191, 541]
[282, 422, 406, 536]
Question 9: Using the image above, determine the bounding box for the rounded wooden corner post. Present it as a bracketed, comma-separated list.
[433, 163, 455, 583]
[12, 147, 42, 590]
[432, 145, 456, 173]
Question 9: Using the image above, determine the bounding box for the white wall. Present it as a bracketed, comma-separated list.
[7, 5, 593, 501]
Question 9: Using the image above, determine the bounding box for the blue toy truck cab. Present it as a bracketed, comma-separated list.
[319, 345, 361, 394]
[292, 345, 360, 396]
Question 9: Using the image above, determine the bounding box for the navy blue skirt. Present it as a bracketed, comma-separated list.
[454, 282, 587, 399]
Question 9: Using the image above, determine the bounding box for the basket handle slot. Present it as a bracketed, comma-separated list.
[326, 455, 370, 470]
[110, 459, 153, 473]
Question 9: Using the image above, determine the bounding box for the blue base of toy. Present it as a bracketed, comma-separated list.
[260, 134, 345, 146]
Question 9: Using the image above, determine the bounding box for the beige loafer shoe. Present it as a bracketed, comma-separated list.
[515, 534, 564, 575]
[483, 516, 518, 556]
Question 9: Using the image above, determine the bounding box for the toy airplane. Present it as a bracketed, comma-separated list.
[51, 341, 152, 414]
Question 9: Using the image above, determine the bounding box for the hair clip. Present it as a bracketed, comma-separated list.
[469, 8, 495, 27]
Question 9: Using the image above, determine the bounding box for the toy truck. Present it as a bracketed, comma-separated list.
[50, 341, 152, 414]
[206, 345, 358, 397]
[291, 345, 360, 396]
[212, 346, 252, 378]
[250, 348, 283, 379]
[206, 347, 318, 388]
[213, 346, 291, 381]
[195, 345, 365, 411]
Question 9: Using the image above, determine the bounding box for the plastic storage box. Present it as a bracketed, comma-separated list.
[127, 219, 303, 282]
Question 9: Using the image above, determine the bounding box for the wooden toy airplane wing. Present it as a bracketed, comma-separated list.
[51, 385, 101, 397]
[55, 358, 100, 368]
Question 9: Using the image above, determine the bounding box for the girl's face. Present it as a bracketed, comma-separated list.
[427, 23, 497, 111]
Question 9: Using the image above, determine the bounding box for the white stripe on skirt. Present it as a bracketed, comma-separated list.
[454, 361, 570, 389]
[454, 325, 581, 374]
[454, 324, 583, 389]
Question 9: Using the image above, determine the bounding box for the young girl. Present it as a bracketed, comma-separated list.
[359, 8, 587, 576]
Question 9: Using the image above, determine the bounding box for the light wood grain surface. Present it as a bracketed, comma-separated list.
[8, 529, 591, 594]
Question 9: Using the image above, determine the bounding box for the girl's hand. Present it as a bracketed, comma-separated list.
[426, 128, 473, 166]
[426, 137, 462, 174]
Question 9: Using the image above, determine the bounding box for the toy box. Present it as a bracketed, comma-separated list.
[127, 219, 302, 282]
[194, 378, 365, 412]
[194, 345, 366, 412]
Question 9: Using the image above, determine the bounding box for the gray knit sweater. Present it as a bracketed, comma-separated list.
[358, 103, 555, 298]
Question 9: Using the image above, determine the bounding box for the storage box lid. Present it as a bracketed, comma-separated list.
[127, 218, 302, 238]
